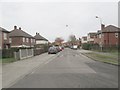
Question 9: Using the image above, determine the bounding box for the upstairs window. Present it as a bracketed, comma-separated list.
[26, 38, 29, 43]
[115, 33, 118, 38]
[31, 38, 32, 43]
[9, 38, 12, 43]
[4, 33, 7, 40]
[99, 34, 101, 38]
[23, 37, 25, 42]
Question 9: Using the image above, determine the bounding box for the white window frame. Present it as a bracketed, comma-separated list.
[31, 38, 32, 43]
[115, 33, 118, 38]
[23, 37, 25, 42]
[26, 38, 29, 43]
[34, 39, 35, 43]
[4, 33, 7, 40]
[9, 38, 12, 43]
[99, 34, 101, 38]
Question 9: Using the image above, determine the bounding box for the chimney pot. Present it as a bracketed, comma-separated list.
[19, 27, 21, 30]
[14, 26, 17, 29]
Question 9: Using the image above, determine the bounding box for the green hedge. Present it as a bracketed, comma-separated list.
[82, 43, 93, 50]
[82, 43, 119, 52]
[2, 48, 17, 58]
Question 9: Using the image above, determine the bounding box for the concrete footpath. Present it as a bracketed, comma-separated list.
[2, 53, 57, 88]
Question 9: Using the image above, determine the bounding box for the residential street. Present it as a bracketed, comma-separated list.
[8, 48, 118, 88]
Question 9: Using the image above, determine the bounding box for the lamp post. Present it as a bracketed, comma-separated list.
[96, 16, 103, 51]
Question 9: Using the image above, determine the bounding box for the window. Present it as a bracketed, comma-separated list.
[99, 34, 101, 38]
[4, 33, 7, 40]
[102, 34, 104, 37]
[23, 37, 25, 42]
[33, 39, 35, 43]
[31, 38, 32, 43]
[9, 38, 12, 43]
[115, 33, 118, 38]
[26, 38, 29, 43]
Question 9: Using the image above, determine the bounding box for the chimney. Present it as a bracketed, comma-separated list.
[14, 26, 17, 29]
[19, 27, 21, 30]
[101, 24, 105, 30]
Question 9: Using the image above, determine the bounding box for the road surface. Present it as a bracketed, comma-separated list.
[10, 48, 118, 88]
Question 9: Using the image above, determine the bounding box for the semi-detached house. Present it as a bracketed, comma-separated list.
[94, 25, 120, 47]
[34, 32, 48, 45]
[0, 27, 11, 49]
[9, 26, 35, 48]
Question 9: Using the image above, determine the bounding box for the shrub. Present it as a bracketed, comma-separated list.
[82, 43, 93, 50]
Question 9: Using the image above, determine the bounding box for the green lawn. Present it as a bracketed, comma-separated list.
[0, 58, 16, 63]
[83, 52, 118, 65]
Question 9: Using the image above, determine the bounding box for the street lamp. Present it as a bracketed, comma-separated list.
[96, 16, 102, 25]
[96, 16, 103, 51]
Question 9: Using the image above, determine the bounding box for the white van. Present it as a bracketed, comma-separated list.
[73, 45, 78, 50]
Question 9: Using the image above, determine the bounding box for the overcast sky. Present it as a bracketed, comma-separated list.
[0, 1, 118, 42]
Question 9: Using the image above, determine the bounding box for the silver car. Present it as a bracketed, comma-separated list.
[48, 47, 58, 54]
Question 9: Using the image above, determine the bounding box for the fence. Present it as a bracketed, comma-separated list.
[15, 49, 34, 60]
[34, 48, 47, 56]
[2, 47, 48, 60]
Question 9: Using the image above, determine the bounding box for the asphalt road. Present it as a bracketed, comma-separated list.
[10, 48, 118, 88]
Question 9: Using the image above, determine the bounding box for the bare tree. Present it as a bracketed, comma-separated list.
[68, 35, 77, 45]
[55, 37, 64, 45]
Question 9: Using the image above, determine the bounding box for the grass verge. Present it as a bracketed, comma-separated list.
[82, 52, 118, 65]
[0, 58, 16, 63]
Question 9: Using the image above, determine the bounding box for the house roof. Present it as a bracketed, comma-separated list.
[102, 25, 120, 33]
[82, 36, 87, 38]
[9, 27, 34, 38]
[88, 32, 97, 36]
[0, 27, 10, 33]
[34, 33, 48, 41]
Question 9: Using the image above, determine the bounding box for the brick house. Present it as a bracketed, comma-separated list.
[9, 26, 35, 48]
[94, 30, 101, 45]
[87, 32, 96, 44]
[34, 32, 48, 48]
[0, 27, 11, 49]
[81, 36, 87, 44]
[94, 25, 120, 47]
[34, 33, 48, 44]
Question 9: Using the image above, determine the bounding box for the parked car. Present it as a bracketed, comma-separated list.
[48, 47, 58, 54]
[73, 45, 78, 50]
[61, 46, 64, 50]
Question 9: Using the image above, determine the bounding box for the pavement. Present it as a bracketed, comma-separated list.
[3, 48, 118, 88]
[2, 53, 58, 88]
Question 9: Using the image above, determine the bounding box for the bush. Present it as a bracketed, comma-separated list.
[82, 43, 93, 50]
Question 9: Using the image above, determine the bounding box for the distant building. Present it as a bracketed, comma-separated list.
[94, 25, 120, 47]
[81, 36, 87, 44]
[9, 26, 35, 48]
[94, 30, 102, 45]
[34, 33, 49, 48]
[34, 32, 48, 45]
[87, 32, 96, 44]
[0, 27, 11, 49]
